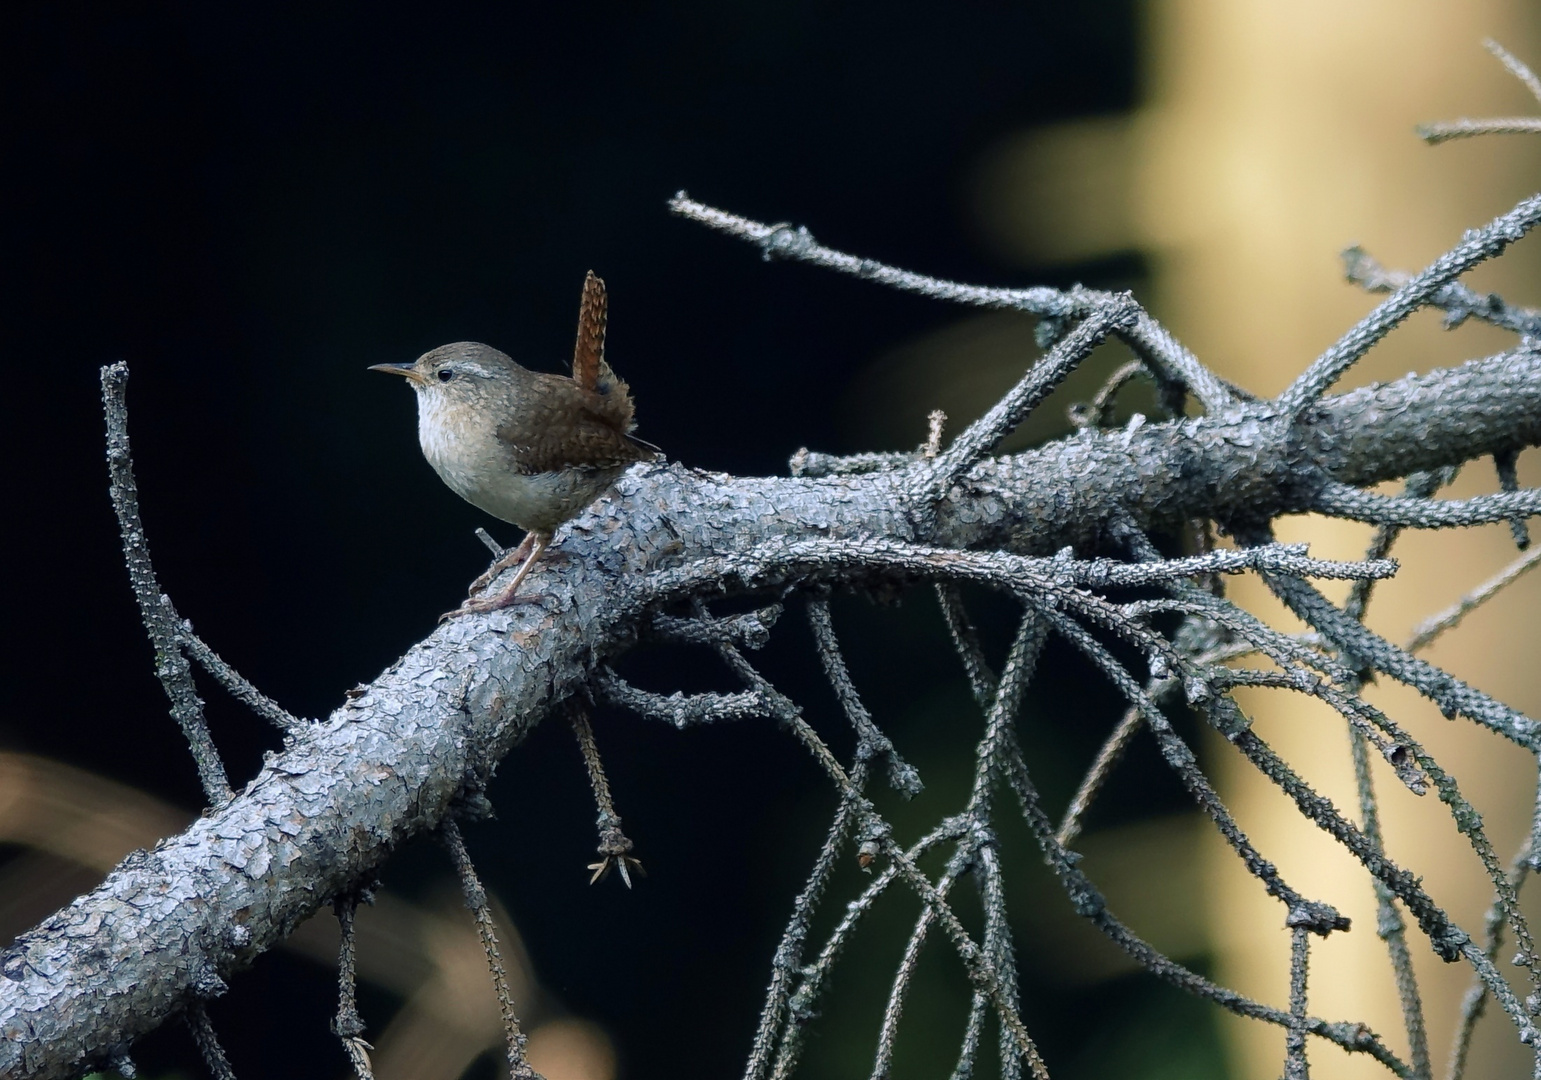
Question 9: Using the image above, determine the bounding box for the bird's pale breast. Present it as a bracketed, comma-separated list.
[416, 391, 621, 531]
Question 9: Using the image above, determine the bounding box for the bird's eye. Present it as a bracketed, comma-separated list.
[437, 368, 455, 383]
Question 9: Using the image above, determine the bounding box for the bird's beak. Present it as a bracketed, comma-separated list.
[369, 362, 425, 385]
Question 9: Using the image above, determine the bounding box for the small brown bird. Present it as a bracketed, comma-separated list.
[371, 272, 660, 615]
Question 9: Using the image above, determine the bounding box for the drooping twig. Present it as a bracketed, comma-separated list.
[568, 702, 643, 887]
[805, 597, 922, 795]
[942, 593, 1412, 1073]
[1037, 604, 1347, 932]
[871, 848, 972, 1080]
[1343, 470, 1452, 623]
[331, 893, 375, 1080]
[934, 571, 1412, 1068]
[1284, 925, 1312, 1080]
[101, 362, 231, 804]
[1486, 38, 1541, 104]
[1257, 564, 1540, 747]
[1445, 755, 1541, 1080]
[185, 1003, 237, 1080]
[768, 819, 968, 1080]
[1349, 727, 1432, 1080]
[691, 614, 1051, 1080]
[1420, 117, 1541, 144]
[1333, 498, 1435, 1077]
[1056, 704, 1144, 847]
[741, 751, 871, 1080]
[439, 818, 542, 1080]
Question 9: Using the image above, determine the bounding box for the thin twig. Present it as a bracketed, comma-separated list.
[979, 616, 1413, 1073]
[1420, 41, 1541, 143]
[871, 852, 970, 1080]
[178, 628, 308, 731]
[1419, 118, 1541, 144]
[1489, 38, 1541, 103]
[768, 820, 968, 1080]
[1258, 564, 1540, 748]
[806, 598, 922, 794]
[332, 893, 376, 1080]
[650, 605, 783, 650]
[1284, 926, 1312, 1080]
[476, 527, 507, 557]
[1406, 544, 1541, 654]
[742, 754, 871, 1080]
[101, 362, 231, 804]
[1279, 190, 1541, 414]
[1494, 449, 1532, 549]
[1343, 247, 1541, 336]
[1314, 480, 1541, 529]
[1056, 705, 1143, 847]
[703, 626, 1050, 1080]
[668, 192, 1237, 412]
[924, 409, 947, 456]
[929, 296, 1139, 491]
[593, 668, 772, 728]
[1344, 470, 1451, 623]
[1350, 728, 1432, 1080]
[569, 703, 643, 887]
[1444, 754, 1541, 1080]
[185, 1002, 237, 1080]
[1069, 359, 1148, 429]
[439, 818, 542, 1080]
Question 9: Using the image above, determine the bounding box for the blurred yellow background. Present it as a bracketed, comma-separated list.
[876, 1, 1541, 1076]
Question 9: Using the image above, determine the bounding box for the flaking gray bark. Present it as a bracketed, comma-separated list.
[1, 346, 1539, 1079]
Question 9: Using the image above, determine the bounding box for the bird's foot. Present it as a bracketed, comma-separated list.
[468, 532, 537, 596]
[439, 590, 545, 622]
[442, 532, 551, 620]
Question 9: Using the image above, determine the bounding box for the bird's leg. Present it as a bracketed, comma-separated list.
[443, 532, 552, 619]
[468, 531, 536, 596]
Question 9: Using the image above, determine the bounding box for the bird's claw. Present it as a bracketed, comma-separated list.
[438, 591, 543, 622]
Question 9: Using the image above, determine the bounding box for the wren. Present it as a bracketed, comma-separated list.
[372, 272, 661, 615]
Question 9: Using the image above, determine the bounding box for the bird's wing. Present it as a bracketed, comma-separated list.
[496, 374, 660, 474]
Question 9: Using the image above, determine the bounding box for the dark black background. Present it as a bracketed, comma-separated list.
[0, 4, 1222, 1078]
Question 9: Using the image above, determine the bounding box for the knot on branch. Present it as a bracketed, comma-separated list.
[760, 223, 817, 262]
[1286, 901, 1352, 936]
